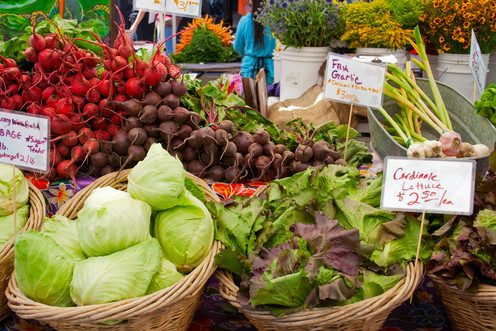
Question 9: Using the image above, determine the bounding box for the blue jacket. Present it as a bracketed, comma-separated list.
[233, 13, 276, 84]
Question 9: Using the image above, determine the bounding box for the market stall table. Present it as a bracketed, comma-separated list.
[0, 157, 453, 331]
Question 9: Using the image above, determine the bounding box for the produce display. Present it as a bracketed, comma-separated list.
[209, 165, 427, 313]
[0, 10, 372, 185]
[12, 144, 214, 307]
[0, 164, 30, 248]
[377, 27, 491, 159]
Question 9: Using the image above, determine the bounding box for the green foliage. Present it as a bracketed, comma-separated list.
[172, 26, 239, 63]
[255, 0, 341, 48]
[475, 83, 496, 126]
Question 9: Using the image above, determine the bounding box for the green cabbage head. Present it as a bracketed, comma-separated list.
[0, 204, 29, 248]
[0, 163, 29, 217]
[70, 239, 162, 305]
[42, 215, 86, 260]
[14, 229, 75, 307]
[154, 190, 214, 273]
[146, 259, 184, 294]
[128, 143, 186, 211]
[77, 187, 152, 257]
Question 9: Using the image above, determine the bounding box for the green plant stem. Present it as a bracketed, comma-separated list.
[384, 84, 445, 134]
[410, 27, 453, 130]
[377, 106, 409, 145]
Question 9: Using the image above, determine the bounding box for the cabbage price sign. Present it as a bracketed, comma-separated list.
[381, 157, 475, 215]
[323, 53, 386, 108]
[0, 109, 50, 172]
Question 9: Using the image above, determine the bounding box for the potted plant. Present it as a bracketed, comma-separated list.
[339, 0, 424, 70]
[254, 0, 342, 100]
[419, 0, 496, 99]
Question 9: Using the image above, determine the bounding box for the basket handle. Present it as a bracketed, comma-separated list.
[215, 270, 242, 308]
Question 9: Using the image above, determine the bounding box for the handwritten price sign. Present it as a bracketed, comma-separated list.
[0, 110, 50, 172]
[470, 30, 487, 97]
[135, 0, 166, 13]
[165, 0, 201, 17]
[381, 157, 475, 215]
[323, 53, 386, 108]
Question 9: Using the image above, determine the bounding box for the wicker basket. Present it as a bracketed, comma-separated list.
[430, 274, 496, 331]
[6, 169, 221, 330]
[0, 181, 45, 321]
[216, 262, 424, 331]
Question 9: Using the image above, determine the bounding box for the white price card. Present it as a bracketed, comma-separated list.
[0, 109, 50, 173]
[470, 30, 487, 97]
[381, 157, 475, 215]
[324, 53, 386, 109]
[135, 0, 167, 13]
[165, 0, 202, 17]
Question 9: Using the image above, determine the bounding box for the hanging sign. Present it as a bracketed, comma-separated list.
[165, 0, 202, 17]
[324, 53, 386, 108]
[0, 110, 50, 173]
[135, 0, 167, 13]
[470, 30, 487, 97]
[381, 157, 475, 215]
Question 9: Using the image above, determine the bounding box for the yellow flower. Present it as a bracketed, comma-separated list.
[443, 43, 451, 51]
[439, 36, 445, 43]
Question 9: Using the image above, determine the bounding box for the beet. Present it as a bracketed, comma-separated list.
[218, 120, 235, 133]
[274, 144, 287, 155]
[209, 165, 225, 182]
[154, 81, 172, 96]
[215, 129, 230, 146]
[143, 123, 160, 138]
[173, 107, 191, 123]
[295, 161, 310, 173]
[142, 91, 162, 106]
[144, 137, 158, 151]
[108, 99, 143, 117]
[170, 150, 183, 162]
[176, 124, 193, 140]
[128, 127, 147, 145]
[157, 105, 174, 121]
[100, 165, 115, 176]
[112, 131, 131, 155]
[163, 94, 180, 109]
[171, 137, 186, 151]
[254, 130, 270, 145]
[295, 144, 313, 163]
[182, 146, 197, 162]
[312, 140, 332, 161]
[233, 131, 254, 154]
[139, 105, 158, 124]
[282, 150, 295, 165]
[124, 116, 143, 131]
[224, 166, 241, 183]
[187, 160, 207, 177]
[171, 80, 188, 97]
[91, 152, 108, 168]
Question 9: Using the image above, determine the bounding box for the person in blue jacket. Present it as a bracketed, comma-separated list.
[233, 0, 276, 84]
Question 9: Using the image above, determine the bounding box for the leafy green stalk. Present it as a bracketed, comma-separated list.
[410, 26, 452, 130]
[376, 106, 409, 145]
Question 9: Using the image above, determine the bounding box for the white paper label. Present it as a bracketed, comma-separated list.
[0, 110, 50, 172]
[165, 0, 202, 17]
[324, 53, 386, 108]
[381, 157, 475, 215]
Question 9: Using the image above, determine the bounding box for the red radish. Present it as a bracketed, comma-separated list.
[106, 123, 120, 137]
[45, 94, 60, 108]
[99, 98, 115, 117]
[125, 77, 147, 98]
[124, 66, 136, 80]
[29, 21, 46, 51]
[94, 129, 110, 141]
[45, 34, 60, 49]
[68, 74, 90, 96]
[114, 93, 129, 103]
[78, 127, 94, 145]
[82, 103, 99, 119]
[11, 94, 23, 110]
[0, 54, 17, 68]
[144, 63, 167, 87]
[70, 145, 85, 164]
[167, 64, 181, 79]
[23, 47, 38, 62]
[26, 103, 43, 115]
[1, 96, 16, 110]
[41, 106, 56, 119]
[91, 117, 108, 130]
[85, 88, 101, 104]
[98, 79, 115, 97]
[56, 97, 75, 116]
[56, 160, 78, 187]
[116, 81, 127, 95]
[21, 86, 42, 103]
[52, 114, 72, 135]
[38, 48, 59, 71]
[60, 130, 78, 147]
[56, 141, 70, 158]
[111, 111, 127, 124]
[69, 113, 86, 131]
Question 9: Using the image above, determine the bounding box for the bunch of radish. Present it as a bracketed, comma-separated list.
[0, 9, 184, 184]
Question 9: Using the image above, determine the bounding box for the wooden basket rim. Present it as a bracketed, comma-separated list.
[6, 168, 221, 324]
[428, 273, 496, 301]
[216, 262, 424, 326]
